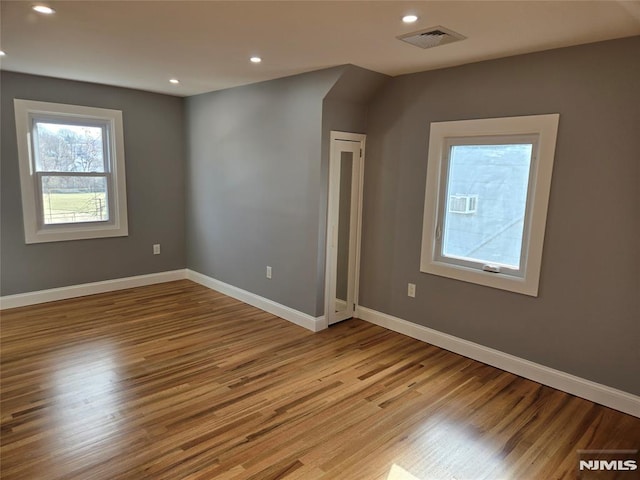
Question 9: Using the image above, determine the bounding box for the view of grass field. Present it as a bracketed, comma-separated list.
[41, 192, 107, 224]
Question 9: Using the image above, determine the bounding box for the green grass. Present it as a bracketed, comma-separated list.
[42, 192, 106, 213]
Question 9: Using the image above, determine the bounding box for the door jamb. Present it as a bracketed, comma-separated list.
[325, 130, 366, 326]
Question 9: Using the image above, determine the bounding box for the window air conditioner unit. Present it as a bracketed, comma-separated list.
[449, 195, 478, 214]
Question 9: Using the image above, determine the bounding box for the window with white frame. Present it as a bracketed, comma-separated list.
[14, 100, 128, 243]
[420, 114, 559, 296]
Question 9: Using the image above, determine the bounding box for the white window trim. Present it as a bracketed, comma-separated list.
[420, 114, 560, 296]
[14, 99, 128, 243]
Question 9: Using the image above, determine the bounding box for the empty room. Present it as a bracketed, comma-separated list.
[1, 1, 639, 479]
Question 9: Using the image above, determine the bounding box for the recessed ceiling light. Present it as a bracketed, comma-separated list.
[0, 51, 5, 57]
[169, 78, 180, 84]
[32, 5, 56, 14]
[250, 56, 262, 64]
[402, 14, 419, 24]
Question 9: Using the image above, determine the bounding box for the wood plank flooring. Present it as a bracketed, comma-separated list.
[1, 280, 639, 479]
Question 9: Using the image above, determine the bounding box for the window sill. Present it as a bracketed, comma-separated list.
[420, 259, 540, 296]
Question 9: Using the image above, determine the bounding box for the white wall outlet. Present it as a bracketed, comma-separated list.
[153, 244, 161, 255]
[266, 266, 272, 279]
[408, 283, 416, 298]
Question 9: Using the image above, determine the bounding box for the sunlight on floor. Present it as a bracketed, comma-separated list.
[387, 463, 423, 480]
[387, 463, 420, 480]
[52, 343, 122, 447]
[387, 463, 464, 480]
[388, 413, 506, 480]
[419, 417, 505, 478]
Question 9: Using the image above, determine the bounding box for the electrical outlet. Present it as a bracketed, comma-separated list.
[408, 283, 416, 298]
[153, 244, 161, 255]
[266, 266, 272, 279]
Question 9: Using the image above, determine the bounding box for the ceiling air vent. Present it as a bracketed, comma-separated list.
[398, 26, 466, 49]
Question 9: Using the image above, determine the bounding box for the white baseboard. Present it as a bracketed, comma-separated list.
[186, 269, 326, 332]
[356, 306, 640, 418]
[5, 272, 635, 416]
[0, 270, 188, 310]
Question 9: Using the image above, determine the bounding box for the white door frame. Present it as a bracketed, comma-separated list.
[325, 131, 366, 326]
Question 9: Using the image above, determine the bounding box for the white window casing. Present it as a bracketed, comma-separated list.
[420, 114, 560, 296]
[14, 99, 128, 243]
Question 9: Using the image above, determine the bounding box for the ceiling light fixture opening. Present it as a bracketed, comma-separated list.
[32, 5, 56, 14]
[402, 14, 419, 24]
[0, 51, 6, 56]
[169, 78, 180, 84]
[250, 56, 262, 64]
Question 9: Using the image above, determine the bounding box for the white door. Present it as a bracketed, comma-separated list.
[326, 132, 365, 325]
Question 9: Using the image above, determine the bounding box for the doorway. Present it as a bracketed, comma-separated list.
[325, 131, 365, 325]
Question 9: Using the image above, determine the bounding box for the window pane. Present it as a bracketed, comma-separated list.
[442, 143, 533, 269]
[35, 122, 105, 172]
[40, 176, 109, 225]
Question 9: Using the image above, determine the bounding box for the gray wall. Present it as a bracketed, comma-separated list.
[360, 37, 640, 395]
[1, 72, 186, 295]
[319, 66, 390, 312]
[185, 68, 344, 317]
[3, 40, 637, 396]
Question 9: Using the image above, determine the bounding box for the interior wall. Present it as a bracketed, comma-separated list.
[319, 66, 390, 313]
[185, 68, 345, 317]
[3, 40, 637, 397]
[0, 72, 186, 296]
[360, 37, 640, 395]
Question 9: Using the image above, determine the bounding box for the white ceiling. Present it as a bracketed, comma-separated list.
[1, 1, 639, 97]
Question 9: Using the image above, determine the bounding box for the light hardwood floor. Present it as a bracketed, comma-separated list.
[1, 280, 638, 479]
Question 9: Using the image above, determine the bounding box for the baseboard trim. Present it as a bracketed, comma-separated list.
[356, 306, 640, 418]
[186, 269, 326, 332]
[6, 273, 634, 416]
[0, 269, 188, 310]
